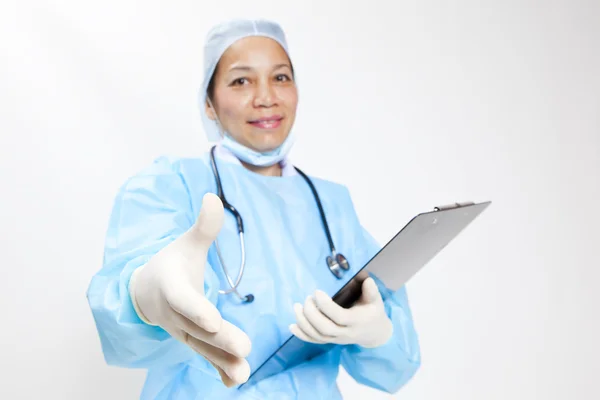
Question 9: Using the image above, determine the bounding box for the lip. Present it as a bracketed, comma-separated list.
[248, 115, 284, 129]
[248, 115, 283, 123]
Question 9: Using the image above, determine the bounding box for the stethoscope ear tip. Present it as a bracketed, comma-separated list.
[244, 294, 255, 303]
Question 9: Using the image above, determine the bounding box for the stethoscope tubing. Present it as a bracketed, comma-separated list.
[208, 145, 348, 303]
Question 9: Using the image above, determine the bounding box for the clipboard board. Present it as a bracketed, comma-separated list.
[239, 200, 492, 389]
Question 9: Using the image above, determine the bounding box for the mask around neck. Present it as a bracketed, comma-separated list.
[220, 131, 295, 167]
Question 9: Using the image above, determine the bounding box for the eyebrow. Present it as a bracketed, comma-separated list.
[227, 63, 292, 73]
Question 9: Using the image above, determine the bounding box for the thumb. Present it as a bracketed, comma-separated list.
[360, 277, 382, 304]
[190, 193, 224, 246]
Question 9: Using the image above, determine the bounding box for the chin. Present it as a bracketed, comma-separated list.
[248, 133, 288, 152]
[254, 143, 282, 153]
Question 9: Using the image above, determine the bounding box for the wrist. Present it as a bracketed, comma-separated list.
[358, 316, 394, 348]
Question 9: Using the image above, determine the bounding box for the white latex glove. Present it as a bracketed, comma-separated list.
[289, 277, 393, 348]
[129, 193, 252, 387]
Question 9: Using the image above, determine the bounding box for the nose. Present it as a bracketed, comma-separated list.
[253, 81, 277, 108]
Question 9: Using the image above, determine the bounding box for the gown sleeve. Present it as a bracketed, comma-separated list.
[86, 157, 222, 370]
[339, 226, 422, 393]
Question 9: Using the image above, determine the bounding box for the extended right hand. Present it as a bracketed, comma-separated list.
[129, 193, 252, 387]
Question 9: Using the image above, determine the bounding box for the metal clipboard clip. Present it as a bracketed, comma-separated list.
[433, 201, 475, 211]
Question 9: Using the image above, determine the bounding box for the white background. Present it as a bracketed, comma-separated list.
[1, 0, 599, 399]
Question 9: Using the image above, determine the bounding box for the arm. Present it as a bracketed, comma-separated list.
[86, 157, 221, 370]
[339, 227, 421, 393]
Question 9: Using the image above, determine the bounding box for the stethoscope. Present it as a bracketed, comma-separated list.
[209, 145, 350, 303]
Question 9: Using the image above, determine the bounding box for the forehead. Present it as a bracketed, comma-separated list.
[218, 36, 291, 70]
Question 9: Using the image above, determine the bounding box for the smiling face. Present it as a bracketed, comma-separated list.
[205, 36, 298, 153]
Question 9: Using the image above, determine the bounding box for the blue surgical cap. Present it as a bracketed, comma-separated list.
[198, 19, 293, 142]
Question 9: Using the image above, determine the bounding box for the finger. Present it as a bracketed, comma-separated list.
[303, 296, 344, 337]
[292, 303, 329, 343]
[166, 285, 223, 333]
[190, 193, 225, 245]
[208, 360, 238, 388]
[182, 331, 250, 385]
[170, 309, 252, 358]
[289, 323, 326, 344]
[313, 290, 354, 326]
[163, 326, 248, 385]
[360, 277, 383, 304]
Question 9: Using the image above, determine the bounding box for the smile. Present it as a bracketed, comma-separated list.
[248, 116, 283, 129]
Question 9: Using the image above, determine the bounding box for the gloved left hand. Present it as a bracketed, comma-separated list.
[289, 277, 393, 348]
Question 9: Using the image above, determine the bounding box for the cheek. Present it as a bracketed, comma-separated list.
[279, 88, 299, 111]
[219, 95, 252, 122]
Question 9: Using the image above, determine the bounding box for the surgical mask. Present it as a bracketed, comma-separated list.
[207, 97, 295, 167]
[221, 131, 295, 167]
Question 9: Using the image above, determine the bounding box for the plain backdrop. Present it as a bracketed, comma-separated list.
[1, 0, 598, 399]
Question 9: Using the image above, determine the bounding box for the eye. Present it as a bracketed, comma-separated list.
[275, 74, 291, 82]
[231, 77, 248, 86]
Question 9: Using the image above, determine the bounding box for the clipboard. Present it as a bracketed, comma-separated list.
[239, 200, 492, 389]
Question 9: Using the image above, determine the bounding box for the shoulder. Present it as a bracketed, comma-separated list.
[298, 168, 352, 196]
[118, 153, 214, 193]
[300, 171, 356, 210]
[130, 153, 213, 177]
[108, 154, 218, 223]
[107, 153, 217, 228]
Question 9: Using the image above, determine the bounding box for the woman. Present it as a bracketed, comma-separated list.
[87, 18, 421, 399]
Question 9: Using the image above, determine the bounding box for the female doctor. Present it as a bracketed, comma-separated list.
[87, 18, 421, 400]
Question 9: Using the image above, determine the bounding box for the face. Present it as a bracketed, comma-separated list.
[205, 36, 298, 153]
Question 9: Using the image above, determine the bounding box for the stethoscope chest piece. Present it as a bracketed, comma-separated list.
[327, 253, 350, 279]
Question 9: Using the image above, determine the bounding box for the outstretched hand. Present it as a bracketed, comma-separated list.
[129, 193, 252, 387]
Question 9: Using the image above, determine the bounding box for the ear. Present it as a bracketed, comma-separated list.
[205, 99, 216, 121]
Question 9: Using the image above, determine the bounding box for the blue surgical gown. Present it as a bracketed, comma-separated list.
[86, 152, 421, 399]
